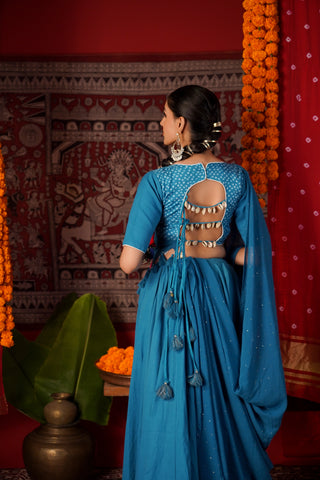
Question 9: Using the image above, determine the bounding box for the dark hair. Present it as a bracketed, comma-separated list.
[162, 85, 222, 166]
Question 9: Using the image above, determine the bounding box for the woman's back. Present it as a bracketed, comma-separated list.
[148, 158, 245, 257]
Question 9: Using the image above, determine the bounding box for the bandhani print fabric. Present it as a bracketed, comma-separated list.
[268, 0, 320, 403]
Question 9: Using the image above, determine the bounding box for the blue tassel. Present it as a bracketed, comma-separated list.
[189, 326, 196, 342]
[172, 335, 184, 350]
[163, 291, 179, 318]
[168, 300, 179, 319]
[156, 382, 174, 399]
[187, 370, 203, 387]
[163, 291, 174, 309]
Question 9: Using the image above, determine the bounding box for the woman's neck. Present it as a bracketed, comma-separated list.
[178, 150, 222, 166]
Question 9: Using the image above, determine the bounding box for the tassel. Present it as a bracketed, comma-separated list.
[156, 382, 174, 399]
[189, 326, 196, 342]
[187, 370, 203, 387]
[172, 335, 184, 350]
[163, 291, 179, 319]
[163, 291, 174, 310]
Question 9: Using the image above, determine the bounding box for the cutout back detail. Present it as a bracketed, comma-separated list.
[183, 179, 226, 259]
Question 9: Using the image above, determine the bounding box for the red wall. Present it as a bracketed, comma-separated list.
[0, 0, 243, 57]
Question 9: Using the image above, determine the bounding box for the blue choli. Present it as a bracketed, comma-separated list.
[124, 162, 244, 253]
[122, 162, 287, 480]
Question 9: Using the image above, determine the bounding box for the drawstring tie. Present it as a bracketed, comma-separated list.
[157, 207, 203, 399]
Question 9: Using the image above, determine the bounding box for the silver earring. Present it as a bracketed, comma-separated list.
[171, 133, 184, 162]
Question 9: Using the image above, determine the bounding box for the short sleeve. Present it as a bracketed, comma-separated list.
[123, 171, 163, 253]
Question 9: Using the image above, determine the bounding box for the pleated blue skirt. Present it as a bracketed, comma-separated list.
[122, 256, 273, 480]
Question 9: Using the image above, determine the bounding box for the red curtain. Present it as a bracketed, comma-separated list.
[268, 0, 320, 403]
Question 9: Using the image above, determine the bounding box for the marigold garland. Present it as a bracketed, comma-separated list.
[0, 143, 14, 347]
[241, 0, 280, 208]
[96, 346, 134, 376]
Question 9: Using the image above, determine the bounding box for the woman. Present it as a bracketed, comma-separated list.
[120, 85, 287, 479]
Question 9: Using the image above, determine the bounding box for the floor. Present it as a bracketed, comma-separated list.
[1, 466, 320, 480]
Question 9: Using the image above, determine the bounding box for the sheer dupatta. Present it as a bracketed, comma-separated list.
[232, 170, 287, 447]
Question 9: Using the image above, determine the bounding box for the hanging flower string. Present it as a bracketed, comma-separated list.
[241, 0, 280, 209]
[0, 143, 14, 347]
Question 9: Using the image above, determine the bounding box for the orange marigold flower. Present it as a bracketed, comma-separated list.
[268, 170, 279, 181]
[252, 28, 266, 39]
[265, 16, 278, 30]
[241, 149, 252, 162]
[268, 161, 279, 173]
[265, 30, 279, 43]
[251, 101, 266, 112]
[258, 198, 266, 209]
[242, 118, 256, 131]
[241, 134, 253, 148]
[242, 85, 255, 97]
[0, 330, 14, 348]
[243, 22, 255, 34]
[252, 4, 265, 16]
[252, 151, 266, 163]
[243, 10, 254, 21]
[251, 65, 266, 78]
[265, 107, 279, 118]
[265, 56, 278, 68]
[243, 37, 252, 49]
[242, 97, 252, 109]
[252, 91, 265, 103]
[267, 126, 279, 137]
[265, 136, 280, 149]
[256, 183, 268, 194]
[243, 0, 255, 8]
[5, 320, 15, 331]
[251, 111, 265, 123]
[265, 92, 279, 105]
[243, 47, 253, 59]
[97, 345, 134, 375]
[251, 38, 267, 50]
[242, 74, 254, 85]
[266, 43, 279, 57]
[266, 68, 279, 81]
[252, 77, 266, 89]
[251, 50, 267, 62]
[252, 126, 267, 138]
[265, 81, 279, 93]
[242, 111, 253, 122]
[266, 149, 278, 161]
[242, 58, 254, 73]
[252, 15, 265, 28]
[253, 139, 266, 150]
[265, 4, 278, 16]
[241, 160, 251, 171]
[251, 173, 259, 184]
[265, 117, 278, 127]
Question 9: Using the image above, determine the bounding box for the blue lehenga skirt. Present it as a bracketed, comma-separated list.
[122, 255, 273, 480]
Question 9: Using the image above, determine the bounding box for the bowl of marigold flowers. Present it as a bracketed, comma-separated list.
[96, 346, 134, 387]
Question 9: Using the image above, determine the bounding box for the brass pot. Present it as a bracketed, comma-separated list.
[23, 393, 94, 480]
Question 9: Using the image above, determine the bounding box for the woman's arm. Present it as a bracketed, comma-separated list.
[234, 247, 245, 266]
[120, 245, 145, 274]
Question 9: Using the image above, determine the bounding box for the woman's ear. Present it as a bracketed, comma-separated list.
[177, 116, 186, 133]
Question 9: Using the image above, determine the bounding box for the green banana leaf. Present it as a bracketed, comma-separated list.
[3, 329, 50, 422]
[3, 293, 117, 425]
